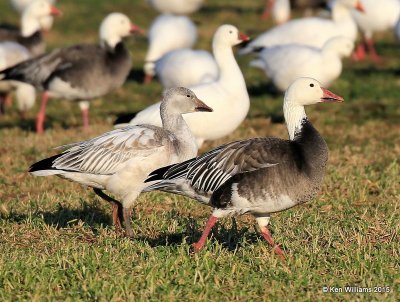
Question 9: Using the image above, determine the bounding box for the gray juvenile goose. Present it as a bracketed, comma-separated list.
[29, 87, 212, 238]
[145, 77, 344, 259]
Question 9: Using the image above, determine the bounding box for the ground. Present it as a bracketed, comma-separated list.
[0, 0, 399, 301]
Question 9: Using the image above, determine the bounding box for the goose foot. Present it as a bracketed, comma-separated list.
[93, 188, 124, 232]
[352, 43, 366, 61]
[123, 207, 134, 238]
[143, 74, 153, 84]
[192, 215, 218, 251]
[260, 226, 285, 261]
[36, 92, 49, 133]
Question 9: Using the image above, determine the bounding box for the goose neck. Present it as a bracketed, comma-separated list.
[212, 41, 243, 86]
[283, 101, 307, 141]
[21, 15, 40, 37]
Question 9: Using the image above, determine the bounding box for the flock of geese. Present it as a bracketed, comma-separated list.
[1, 0, 399, 258]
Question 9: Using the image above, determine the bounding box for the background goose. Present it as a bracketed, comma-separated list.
[0, 0, 62, 56]
[116, 24, 250, 148]
[250, 36, 354, 91]
[144, 14, 197, 84]
[145, 78, 344, 258]
[350, 0, 400, 61]
[261, 0, 291, 24]
[146, 0, 204, 15]
[0, 12, 143, 133]
[240, 0, 364, 55]
[29, 87, 212, 238]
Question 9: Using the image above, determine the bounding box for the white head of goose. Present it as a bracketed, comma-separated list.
[144, 77, 344, 260]
[29, 87, 212, 238]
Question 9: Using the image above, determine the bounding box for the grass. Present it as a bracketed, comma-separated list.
[0, 0, 399, 301]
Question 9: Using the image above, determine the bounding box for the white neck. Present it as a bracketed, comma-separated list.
[213, 40, 247, 93]
[100, 35, 121, 49]
[21, 15, 41, 37]
[283, 95, 307, 140]
[331, 2, 352, 21]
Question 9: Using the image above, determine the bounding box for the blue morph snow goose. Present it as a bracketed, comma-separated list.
[0, 13, 143, 133]
[145, 78, 344, 259]
[29, 87, 212, 237]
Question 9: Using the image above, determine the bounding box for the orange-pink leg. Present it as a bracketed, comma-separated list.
[260, 226, 285, 261]
[261, 0, 273, 20]
[366, 38, 383, 63]
[192, 215, 218, 251]
[81, 107, 89, 130]
[352, 43, 366, 61]
[143, 74, 153, 84]
[36, 92, 49, 133]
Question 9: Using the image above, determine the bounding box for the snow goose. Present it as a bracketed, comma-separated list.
[9, 0, 57, 32]
[145, 78, 344, 258]
[0, 0, 62, 56]
[29, 87, 213, 238]
[350, 0, 400, 62]
[240, 0, 364, 55]
[146, 0, 204, 15]
[116, 24, 250, 148]
[0, 13, 143, 133]
[144, 14, 197, 83]
[0, 41, 36, 116]
[250, 36, 354, 91]
[261, 0, 291, 24]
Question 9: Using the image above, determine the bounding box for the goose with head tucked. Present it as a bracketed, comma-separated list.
[29, 87, 212, 238]
[0, 12, 143, 133]
[261, 0, 291, 24]
[146, 0, 204, 15]
[115, 24, 250, 149]
[145, 78, 344, 259]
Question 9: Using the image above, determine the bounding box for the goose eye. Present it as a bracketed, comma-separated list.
[186, 95, 190, 98]
[309, 83, 314, 87]
[229, 30, 233, 34]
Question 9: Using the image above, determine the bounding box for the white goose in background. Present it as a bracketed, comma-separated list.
[240, 0, 365, 55]
[29, 87, 213, 238]
[144, 78, 344, 258]
[261, 0, 291, 24]
[350, 0, 400, 62]
[146, 0, 204, 15]
[116, 24, 250, 148]
[9, 0, 57, 32]
[250, 36, 354, 91]
[144, 14, 197, 83]
[0, 42, 36, 115]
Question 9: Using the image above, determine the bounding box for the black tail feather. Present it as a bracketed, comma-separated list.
[145, 164, 175, 183]
[29, 153, 63, 172]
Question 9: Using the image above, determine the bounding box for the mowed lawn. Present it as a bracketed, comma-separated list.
[0, 0, 399, 301]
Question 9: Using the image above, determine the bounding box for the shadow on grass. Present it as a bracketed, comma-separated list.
[127, 67, 146, 83]
[248, 82, 281, 98]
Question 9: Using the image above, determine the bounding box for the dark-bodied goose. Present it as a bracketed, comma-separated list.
[29, 88, 212, 237]
[0, 0, 62, 56]
[145, 78, 344, 259]
[0, 12, 143, 133]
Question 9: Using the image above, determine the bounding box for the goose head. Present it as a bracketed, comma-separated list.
[285, 78, 344, 107]
[99, 13, 144, 48]
[161, 87, 213, 116]
[323, 36, 354, 57]
[21, 0, 62, 36]
[212, 24, 249, 49]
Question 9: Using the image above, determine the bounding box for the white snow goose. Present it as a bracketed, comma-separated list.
[144, 14, 197, 84]
[250, 36, 354, 91]
[146, 0, 204, 15]
[0, 12, 143, 133]
[144, 78, 344, 259]
[115, 24, 250, 148]
[29, 87, 213, 238]
[240, 0, 364, 55]
[261, 0, 291, 24]
[350, 0, 400, 62]
[0, 41, 36, 116]
[0, 0, 62, 56]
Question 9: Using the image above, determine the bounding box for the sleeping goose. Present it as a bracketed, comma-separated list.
[144, 14, 197, 84]
[240, 0, 364, 55]
[350, 0, 400, 62]
[146, 0, 204, 15]
[29, 87, 213, 238]
[261, 0, 291, 24]
[0, 0, 62, 56]
[0, 12, 143, 133]
[115, 24, 250, 148]
[250, 36, 354, 91]
[145, 78, 344, 258]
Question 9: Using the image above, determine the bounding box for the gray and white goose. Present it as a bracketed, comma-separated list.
[29, 87, 212, 237]
[145, 78, 344, 259]
[0, 12, 143, 133]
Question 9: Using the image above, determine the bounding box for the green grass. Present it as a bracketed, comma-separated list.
[0, 0, 399, 301]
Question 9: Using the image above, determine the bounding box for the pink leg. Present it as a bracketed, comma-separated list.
[4, 94, 12, 107]
[192, 215, 218, 251]
[352, 43, 366, 61]
[366, 38, 383, 63]
[81, 107, 89, 130]
[261, 0, 273, 20]
[260, 226, 285, 261]
[36, 92, 49, 133]
[143, 74, 153, 84]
